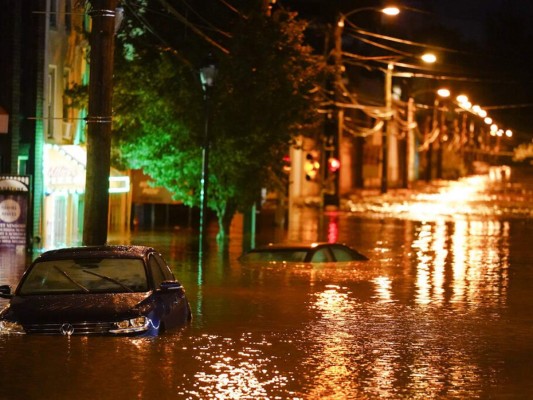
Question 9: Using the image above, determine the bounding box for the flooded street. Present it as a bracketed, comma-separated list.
[1, 167, 533, 399]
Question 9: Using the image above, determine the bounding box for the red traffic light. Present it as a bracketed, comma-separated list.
[328, 157, 340, 172]
[282, 155, 291, 174]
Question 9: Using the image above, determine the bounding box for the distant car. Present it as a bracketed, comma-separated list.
[239, 242, 369, 263]
[0, 245, 191, 336]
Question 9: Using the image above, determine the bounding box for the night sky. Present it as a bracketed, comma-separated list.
[283, 0, 533, 140]
[429, 0, 531, 43]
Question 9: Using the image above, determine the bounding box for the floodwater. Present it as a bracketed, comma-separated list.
[1, 166, 533, 399]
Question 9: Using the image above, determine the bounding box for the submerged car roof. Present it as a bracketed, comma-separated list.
[35, 245, 156, 261]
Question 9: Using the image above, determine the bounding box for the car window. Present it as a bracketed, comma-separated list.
[153, 253, 175, 281]
[19, 258, 148, 294]
[310, 248, 332, 262]
[331, 246, 356, 261]
[148, 255, 167, 288]
[332, 245, 368, 261]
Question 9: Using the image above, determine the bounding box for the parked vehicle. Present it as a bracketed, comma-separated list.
[239, 242, 369, 263]
[0, 245, 191, 336]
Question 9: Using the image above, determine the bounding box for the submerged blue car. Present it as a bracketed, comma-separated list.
[0, 245, 191, 336]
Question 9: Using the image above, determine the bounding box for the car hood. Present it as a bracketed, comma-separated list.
[4, 292, 152, 324]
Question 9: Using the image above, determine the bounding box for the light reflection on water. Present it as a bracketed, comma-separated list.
[410, 219, 510, 308]
[1, 172, 533, 399]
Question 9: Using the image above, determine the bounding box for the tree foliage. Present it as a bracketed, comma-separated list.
[112, 1, 327, 242]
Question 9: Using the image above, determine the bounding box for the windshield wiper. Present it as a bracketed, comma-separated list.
[53, 265, 90, 292]
[82, 269, 133, 292]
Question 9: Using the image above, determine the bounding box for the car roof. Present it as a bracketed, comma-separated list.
[35, 245, 156, 262]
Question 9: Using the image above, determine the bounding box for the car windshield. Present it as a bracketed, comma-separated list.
[241, 250, 308, 263]
[18, 258, 149, 295]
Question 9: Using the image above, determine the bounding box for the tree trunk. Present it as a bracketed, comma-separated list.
[216, 200, 237, 245]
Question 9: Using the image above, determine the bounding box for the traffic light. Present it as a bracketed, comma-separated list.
[282, 155, 291, 174]
[304, 152, 320, 181]
[328, 157, 340, 173]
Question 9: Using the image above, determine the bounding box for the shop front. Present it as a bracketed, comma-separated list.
[42, 144, 130, 250]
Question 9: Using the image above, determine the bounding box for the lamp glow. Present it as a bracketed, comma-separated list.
[437, 88, 450, 98]
[382, 7, 400, 15]
[456, 95, 468, 104]
[421, 53, 437, 63]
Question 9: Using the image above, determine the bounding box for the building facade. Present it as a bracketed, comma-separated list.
[0, 0, 130, 251]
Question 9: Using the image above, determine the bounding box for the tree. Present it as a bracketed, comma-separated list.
[113, 2, 327, 244]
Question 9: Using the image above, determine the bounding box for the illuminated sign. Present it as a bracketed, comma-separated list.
[0, 176, 29, 250]
[44, 144, 129, 194]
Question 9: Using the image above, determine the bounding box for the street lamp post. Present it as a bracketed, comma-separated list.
[338, 7, 400, 195]
[340, 6, 436, 193]
[198, 55, 217, 253]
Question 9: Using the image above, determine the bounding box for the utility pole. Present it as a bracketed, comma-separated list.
[381, 63, 393, 194]
[406, 97, 415, 185]
[83, 0, 118, 245]
[322, 16, 343, 207]
[436, 102, 446, 179]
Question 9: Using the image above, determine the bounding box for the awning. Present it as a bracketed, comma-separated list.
[44, 144, 129, 194]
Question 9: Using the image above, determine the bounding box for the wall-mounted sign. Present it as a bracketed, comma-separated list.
[131, 170, 181, 204]
[0, 176, 29, 251]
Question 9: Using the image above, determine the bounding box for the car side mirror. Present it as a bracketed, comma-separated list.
[159, 281, 184, 293]
[0, 284, 13, 299]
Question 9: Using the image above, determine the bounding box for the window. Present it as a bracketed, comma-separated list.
[47, 67, 57, 139]
[331, 245, 368, 261]
[310, 249, 332, 262]
[17, 156, 28, 175]
[148, 255, 166, 288]
[153, 254, 175, 281]
[19, 259, 148, 294]
[331, 246, 355, 261]
[65, 0, 72, 32]
[63, 68, 71, 123]
[49, 0, 58, 29]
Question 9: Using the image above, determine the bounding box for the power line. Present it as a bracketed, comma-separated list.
[344, 21, 470, 55]
[156, 0, 229, 54]
[178, 0, 232, 38]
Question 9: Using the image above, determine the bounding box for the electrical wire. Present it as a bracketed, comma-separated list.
[178, 0, 232, 37]
[156, 0, 230, 54]
[216, 0, 246, 18]
[343, 20, 469, 55]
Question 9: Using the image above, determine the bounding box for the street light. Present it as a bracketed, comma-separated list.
[198, 54, 217, 252]
[337, 7, 402, 194]
[339, 5, 438, 193]
[341, 6, 400, 21]
[382, 52, 437, 192]
[382, 6, 401, 16]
